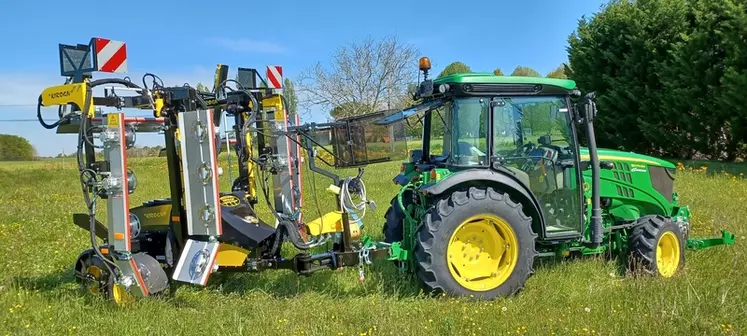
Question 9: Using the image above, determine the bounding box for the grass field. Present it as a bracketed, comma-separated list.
[0, 155, 745, 335]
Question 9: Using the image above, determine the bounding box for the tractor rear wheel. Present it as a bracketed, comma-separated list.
[627, 215, 686, 277]
[414, 186, 538, 299]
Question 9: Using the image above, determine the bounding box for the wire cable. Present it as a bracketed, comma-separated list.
[340, 176, 368, 223]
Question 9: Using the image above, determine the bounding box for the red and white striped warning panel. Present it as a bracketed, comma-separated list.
[93, 38, 128, 73]
[266, 65, 283, 89]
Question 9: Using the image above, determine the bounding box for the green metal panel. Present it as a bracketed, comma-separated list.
[579, 147, 675, 220]
[579, 147, 675, 169]
[433, 73, 577, 91]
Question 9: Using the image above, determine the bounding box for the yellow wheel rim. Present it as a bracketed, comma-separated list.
[656, 231, 680, 277]
[85, 266, 103, 295]
[447, 214, 519, 291]
[112, 283, 135, 306]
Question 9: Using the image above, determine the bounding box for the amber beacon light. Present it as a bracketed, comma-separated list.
[418, 57, 431, 71]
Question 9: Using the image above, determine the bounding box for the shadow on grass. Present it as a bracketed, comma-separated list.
[532, 251, 629, 276]
[7, 248, 631, 305]
[8, 268, 75, 292]
[203, 260, 425, 300]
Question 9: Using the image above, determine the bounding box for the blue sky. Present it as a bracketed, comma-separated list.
[0, 0, 606, 157]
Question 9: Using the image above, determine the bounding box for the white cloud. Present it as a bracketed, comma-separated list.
[205, 37, 288, 54]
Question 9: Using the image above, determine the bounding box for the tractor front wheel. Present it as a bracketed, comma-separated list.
[627, 215, 686, 277]
[414, 186, 538, 299]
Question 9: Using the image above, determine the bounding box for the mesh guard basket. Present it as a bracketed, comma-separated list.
[328, 110, 408, 168]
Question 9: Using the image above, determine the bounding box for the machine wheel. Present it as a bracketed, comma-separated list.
[382, 191, 414, 243]
[74, 249, 134, 305]
[627, 215, 686, 277]
[414, 186, 538, 299]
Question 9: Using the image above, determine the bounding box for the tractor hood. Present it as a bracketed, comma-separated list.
[579, 147, 675, 169]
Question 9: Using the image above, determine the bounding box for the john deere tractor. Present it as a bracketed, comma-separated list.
[375, 57, 735, 299]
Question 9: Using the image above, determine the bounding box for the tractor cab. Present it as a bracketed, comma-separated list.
[378, 58, 586, 240]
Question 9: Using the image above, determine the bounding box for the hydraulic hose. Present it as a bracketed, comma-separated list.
[37, 95, 73, 129]
[75, 90, 120, 275]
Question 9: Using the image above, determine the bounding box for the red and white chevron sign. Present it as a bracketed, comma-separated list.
[266, 65, 283, 89]
[93, 38, 128, 73]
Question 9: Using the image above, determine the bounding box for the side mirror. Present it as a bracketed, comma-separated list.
[583, 91, 597, 122]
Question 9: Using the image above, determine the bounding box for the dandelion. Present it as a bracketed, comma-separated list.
[502, 306, 508, 312]
[585, 307, 591, 313]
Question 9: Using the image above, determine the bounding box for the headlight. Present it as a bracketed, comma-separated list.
[127, 169, 137, 194]
[129, 213, 141, 238]
[438, 84, 449, 93]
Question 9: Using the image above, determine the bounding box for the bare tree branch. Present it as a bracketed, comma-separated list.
[296, 35, 420, 119]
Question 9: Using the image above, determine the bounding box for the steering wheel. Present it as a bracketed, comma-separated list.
[520, 145, 560, 174]
[510, 142, 537, 158]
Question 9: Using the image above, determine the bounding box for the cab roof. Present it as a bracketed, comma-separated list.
[434, 73, 577, 91]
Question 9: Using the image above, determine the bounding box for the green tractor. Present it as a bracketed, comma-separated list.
[375, 57, 735, 299]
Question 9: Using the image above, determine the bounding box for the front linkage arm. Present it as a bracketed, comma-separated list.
[686, 230, 737, 250]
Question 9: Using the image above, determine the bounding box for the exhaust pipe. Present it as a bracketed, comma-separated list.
[583, 93, 603, 247]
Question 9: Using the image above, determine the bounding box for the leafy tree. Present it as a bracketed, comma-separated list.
[546, 65, 568, 79]
[196, 82, 210, 92]
[510, 66, 541, 77]
[283, 78, 298, 117]
[655, 0, 747, 160]
[493, 68, 504, 76]
[567, 0, 747, 160]
[0, 134, 36, 161]
[437, 62, 472, 78]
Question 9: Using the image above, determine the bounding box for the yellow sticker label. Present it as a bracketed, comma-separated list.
[107, 114, 120, 127]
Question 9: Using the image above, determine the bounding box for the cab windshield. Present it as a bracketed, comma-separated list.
[424, 95, 574, 167]
[492, 96, 573, 160]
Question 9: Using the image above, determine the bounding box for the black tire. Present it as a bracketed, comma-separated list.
[382, 191, 414, 243]
[74, 249, 116, 300]
[414, 186, 538, 299]
[627, 215, 686, 277]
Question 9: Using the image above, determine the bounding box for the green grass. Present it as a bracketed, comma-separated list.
[0, 156, 745, 336]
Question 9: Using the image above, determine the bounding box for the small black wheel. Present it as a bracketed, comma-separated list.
[74, 249, 116, 300]
[414, 186, 538, 300]
[74, 250, 160, 306]
[627, 215, 686, 277]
